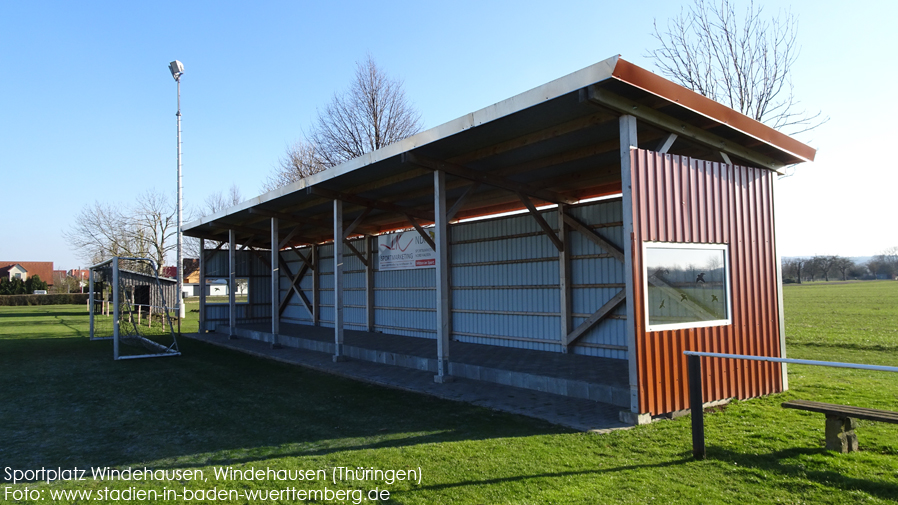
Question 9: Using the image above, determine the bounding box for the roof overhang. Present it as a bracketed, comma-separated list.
[185, 55, 815, 249]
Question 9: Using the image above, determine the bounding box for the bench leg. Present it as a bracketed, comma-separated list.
[825, 415, 858, 453]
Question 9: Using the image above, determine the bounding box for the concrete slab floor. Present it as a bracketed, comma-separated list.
[184, 332, 632, 433]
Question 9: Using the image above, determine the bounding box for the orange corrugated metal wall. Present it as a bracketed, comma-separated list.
[630, 149, 783, 415]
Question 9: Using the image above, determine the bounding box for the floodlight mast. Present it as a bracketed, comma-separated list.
[170, 60, 185, 320]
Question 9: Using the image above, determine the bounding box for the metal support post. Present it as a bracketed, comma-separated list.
[198, 238, 206, 333]
[333, 200, 346, 361]
[620, 114, 640, 413]
[112, 257, 120, 360]
[366, 235, 375, 332]
[558, 203, 572, 353]
[271, 217, 281, 348]
[88, 268, 95, 338]
[434, 169, 452, 382]
[312, 244, 319, 325]
[229, 229, 237, 339]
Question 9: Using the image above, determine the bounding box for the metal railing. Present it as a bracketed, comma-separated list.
[684, 351, 898, 459]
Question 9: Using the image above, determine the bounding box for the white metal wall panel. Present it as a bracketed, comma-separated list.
[214, 200, 628, 358]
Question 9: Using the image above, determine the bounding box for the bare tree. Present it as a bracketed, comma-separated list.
[311, 54, 423, 166]
[833, 256, 855, 281]
[182, 184, 245, 260]
[810, 255, 838, 282]
[201, 183, 244, 216]
[133, 190, 178, 273]
[66, 189, 177, 269]
[262, 140, 327, 192]
[265, 55, 423, 190]
[648, 0, 826, 135]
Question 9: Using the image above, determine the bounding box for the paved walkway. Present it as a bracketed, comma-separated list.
[184, 331, 631, 433]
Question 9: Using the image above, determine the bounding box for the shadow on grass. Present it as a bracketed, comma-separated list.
[406, 457, 694, 493]
[0, 336, 571, 480]
[708, 447, 898, 501]
[790, 342, 898, 353]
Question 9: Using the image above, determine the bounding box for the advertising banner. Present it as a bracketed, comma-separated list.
[377, 230, 436, 271]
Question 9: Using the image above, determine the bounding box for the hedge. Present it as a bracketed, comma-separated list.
[0, 293, 90, 306]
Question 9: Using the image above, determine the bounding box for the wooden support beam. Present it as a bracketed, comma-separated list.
[309, 186, 433, 222]
[287, 246, 314, 271]
[248, 208, 319, 244]
[518, 193, 564, 252]
[563, 290, 627, 346]
[450, 110, 615, 165]
[246, 246, 271, 268]
[343, 207, 371, 238]
[343, 238, 368, 267]
[279, 225, 304, 249]
[588, 86, 785, 173]
[446, 182, 480, 221]
[656, 133, 678, 154]
[403, 152, 578, 205]
[562, 214, 625, 262]
[406, 214, 436, 252]
[278, 255, 311, 316]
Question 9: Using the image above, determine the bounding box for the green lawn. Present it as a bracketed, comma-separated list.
[1, 281, 897, 503]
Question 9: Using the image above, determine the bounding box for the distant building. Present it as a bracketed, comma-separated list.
[0, 261, 54, 285]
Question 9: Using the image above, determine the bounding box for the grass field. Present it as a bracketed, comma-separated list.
[1, 281, 896, 503]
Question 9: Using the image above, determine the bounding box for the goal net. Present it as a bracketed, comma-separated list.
[89, 257, 181, 360]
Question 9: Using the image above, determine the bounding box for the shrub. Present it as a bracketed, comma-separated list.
[0, 293, 90, 306]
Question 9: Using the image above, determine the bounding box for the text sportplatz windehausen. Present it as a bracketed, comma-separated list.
[4, 465, 422, 503]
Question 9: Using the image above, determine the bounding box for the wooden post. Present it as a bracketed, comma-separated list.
[688, 354, 706, 460]
[558, 203, 572, 353]
[366, 235, 375, 332]
[333, 200, 346, 361]
[434, 169, 452, 382]
[138, 305, 142, 326]
[229, 229, 237, 339]
[271, 217, 281, 348]
[620, 114, 640, 414]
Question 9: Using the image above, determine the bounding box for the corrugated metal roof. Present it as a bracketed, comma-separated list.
[184, 55, 814, 250]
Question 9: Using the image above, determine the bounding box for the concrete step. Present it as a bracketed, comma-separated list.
[215, 324, 630, 408]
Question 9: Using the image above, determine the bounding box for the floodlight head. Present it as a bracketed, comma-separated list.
[169, 60, 184, 81]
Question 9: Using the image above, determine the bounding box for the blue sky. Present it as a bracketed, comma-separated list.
[1, 1, 895, 270]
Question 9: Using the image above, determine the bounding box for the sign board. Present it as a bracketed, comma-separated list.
[377, 230, 436, 271]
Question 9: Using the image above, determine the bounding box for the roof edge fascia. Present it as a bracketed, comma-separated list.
[611, 58, 816, 164]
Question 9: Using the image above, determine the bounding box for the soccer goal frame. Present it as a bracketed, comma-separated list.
[88, 256, 181, 360]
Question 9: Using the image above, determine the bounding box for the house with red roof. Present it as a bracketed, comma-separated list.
[0, 261, 55, 285]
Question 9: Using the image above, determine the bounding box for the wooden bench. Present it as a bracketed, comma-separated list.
[782, 400, 898, 453]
